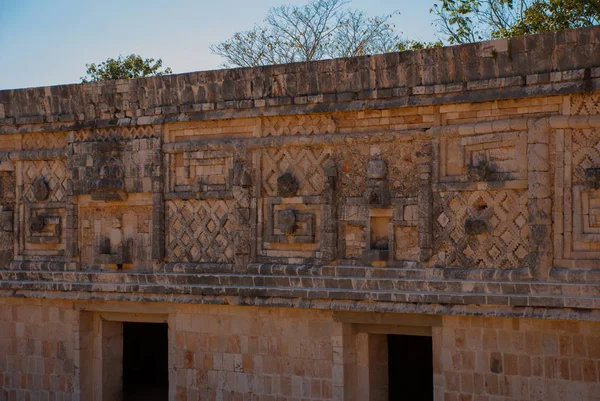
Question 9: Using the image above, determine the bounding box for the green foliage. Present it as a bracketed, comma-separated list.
[81, 54, 172, 83]
[398, 40, 444, 51]
[508, 0, 600, 36]
[432, 0, 600, 44]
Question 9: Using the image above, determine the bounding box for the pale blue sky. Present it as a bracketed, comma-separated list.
[0, 0, 439, 90]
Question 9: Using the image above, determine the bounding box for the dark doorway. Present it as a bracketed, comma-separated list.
[387, 334, 433, 401]
[123, 322, 169, 401]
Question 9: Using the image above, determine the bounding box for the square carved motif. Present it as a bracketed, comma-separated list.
[80, 204, 152, 269]
[169, 150, 234, 197]
[166, 199, 235, 263]
[433, 190, 529, 269]
[259, 197, 324, 259]
[434, 131, 527, 190]
[556, 128, 600, 267]
[22, 205, 66, 255]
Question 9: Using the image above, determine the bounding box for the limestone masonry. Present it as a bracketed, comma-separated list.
[0, 27, 599, 401]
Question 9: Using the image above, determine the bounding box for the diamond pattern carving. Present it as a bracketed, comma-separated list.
[166, 199, 234, 263]
[73, 126, 158, 142]
[23, 160, 68, 203]
[571, 94, 600, 116]
[261, 148, 331, 196]
[262, 115, 336, 137]
[434, 190, 529, 268]
[23, 132, 67, 150]
[572, 129, 600, 185]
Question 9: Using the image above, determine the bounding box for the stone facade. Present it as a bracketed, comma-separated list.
[0, 26, 600, 400]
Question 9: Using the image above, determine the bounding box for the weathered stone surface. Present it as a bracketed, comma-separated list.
[0, 26, 599, 400]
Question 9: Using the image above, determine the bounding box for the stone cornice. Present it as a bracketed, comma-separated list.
[1, 26, 600, 133]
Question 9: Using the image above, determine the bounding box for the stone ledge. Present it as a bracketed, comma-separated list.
[1, 25, 600, 131]
[1, 287, 598, 322]
[1, 269, 598, 311]
[2, 77, 600, 135]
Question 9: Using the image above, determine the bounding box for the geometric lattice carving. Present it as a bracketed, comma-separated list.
[261, 148, 331, 196]
[73, 126, 158, 142]
[556, 128, 600, 266]
[23, 160, 68, 203]
[434, 190, 529, 268]
[262, 115, 336, 137]
[572, 129, 600, 186]
[571, 94, 600, 116]
[166, 199, 234, 263]
[22, 132, 67, 150]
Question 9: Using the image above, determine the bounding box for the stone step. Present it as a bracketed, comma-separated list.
[1, 270, 597, 298]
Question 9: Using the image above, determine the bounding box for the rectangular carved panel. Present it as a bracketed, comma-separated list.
[260, 148, 331, 197]
[0, 171, 15, 266]
[435, 132, 527, 190]
[24, 205, 65, 254]
[23, 160, 68, 203]
[22, 132, 67, 150]
[262, 115, 336, 137]
[258, 198, 323, 259]
[433, 190, 529, 268]
[71, 127, 161, 195]
[80, 205, 152, 269]
[555, 128, 600, 267]
[168, 150, 233, 197]
[166, 199, 234, 263]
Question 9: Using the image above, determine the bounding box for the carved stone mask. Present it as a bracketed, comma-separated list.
[29, 215, 46, 233]
[464, 218, 488, 235]
[585, 167, 600, 190]
[367, 158, 387, 180]
[277, 172, 299, 197]
[32, 177, 50, 202]
[277, 209, 297, 235]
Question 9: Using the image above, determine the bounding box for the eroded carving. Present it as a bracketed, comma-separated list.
[0, 206, 13, 232]
[95, 236, 133, 266]
[277, 172, 299, 197]
[277, 209, 297, 235]
[464, 218, 488, 235]
[81, 206, 152, 269]
[27, 213, 61, 244]
[466, 160, 494, 182]
[233, 161, 252, 187]
[90, 156, 126, 201]
[365, 158, 390, 207]
[32, 177, 50, 202]
[585, 167, 600, 190]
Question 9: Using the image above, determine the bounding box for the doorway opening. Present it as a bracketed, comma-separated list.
[123, 322, 169, 401]
[387, 334, 433, 401]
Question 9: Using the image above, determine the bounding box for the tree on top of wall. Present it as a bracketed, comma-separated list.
[209, 0, 440, 68]
[432, 0, 600, 44]
[81, 54, 172, 83]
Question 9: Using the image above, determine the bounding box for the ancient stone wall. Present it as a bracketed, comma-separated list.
[1, 299, 598, 401]
[0, 26, 600, 400]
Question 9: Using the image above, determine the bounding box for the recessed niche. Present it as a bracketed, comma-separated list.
[364, 208, 392, 263]
[370, 216, 389, 250]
